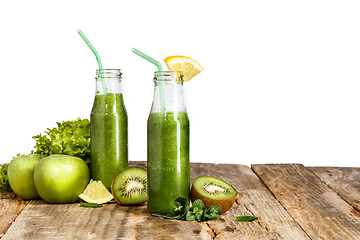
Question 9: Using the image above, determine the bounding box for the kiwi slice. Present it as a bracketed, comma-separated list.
[111, 167, 147, 205]
[191, 176, 238, 214]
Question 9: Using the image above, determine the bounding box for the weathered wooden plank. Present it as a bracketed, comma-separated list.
[2, 201, 214, 240]
[1, 161, 207, 240]
[252, 164, 360, 240]
[0, 162, 146, 238]
[309, 167, 360, 213]
[0, 189, 30, 238]
[191, 163, 310, 240]
[2, 161, 214, 240]
[1, 162, 310, 240]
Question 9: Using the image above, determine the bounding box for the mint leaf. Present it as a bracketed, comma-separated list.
[196, 209, 206, 222]
[190, 199, 205, 212]
[188, 199, 206, 222]
[205, 205, 221, 220]
[169, 197, 190, 220]
[174, 197, 190, 212]
[153, 198, 221, 223]
[235, 216, 258, 222]
[186, 211, 196, 221]
[79, 202, 103, 208]
[153, 197, 189, 220]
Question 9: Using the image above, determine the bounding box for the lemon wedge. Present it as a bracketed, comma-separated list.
[164, 56, 204, 81]
[79, 179, 113, 204]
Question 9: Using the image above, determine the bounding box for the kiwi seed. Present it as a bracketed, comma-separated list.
[203, 182, 230, 194]
[120, 176, 147, 197]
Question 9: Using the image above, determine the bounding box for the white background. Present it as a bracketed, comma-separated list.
[1, 0, 359, 167]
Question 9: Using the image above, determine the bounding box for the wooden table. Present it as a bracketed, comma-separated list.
[1, 162, 360, 239]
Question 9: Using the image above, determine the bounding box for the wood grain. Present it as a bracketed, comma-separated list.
[1, 162, 310, 240]
[310, 167, 360, 213]
[5, 162, 359, 239]
[191, 163, 310, 239]
[3, 161, 213, 240]
[252, 164, 360, 240]
[1, 200, 214, 240]
[0, 189, 30, 238]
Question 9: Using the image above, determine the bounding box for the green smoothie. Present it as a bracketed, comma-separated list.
[90, 93, 128, 190]
[147, 112, 190, 214]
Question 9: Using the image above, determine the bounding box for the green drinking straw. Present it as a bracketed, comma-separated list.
[132, 48, 166, 114]
[132, 48, 163, 72]
[77, 29, 108, 95]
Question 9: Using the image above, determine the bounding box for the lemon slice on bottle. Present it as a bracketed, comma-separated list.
[164, 56, 204, 81]
[79, 179, 113, 204]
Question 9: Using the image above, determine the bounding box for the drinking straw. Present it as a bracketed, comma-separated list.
[132, 48, 165, 114]
[77, 29, 108, 95]
[132, 48, 163, 72]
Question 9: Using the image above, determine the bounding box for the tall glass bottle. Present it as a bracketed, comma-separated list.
[147, 71, 190, 215]
[90, 69, 128, 190]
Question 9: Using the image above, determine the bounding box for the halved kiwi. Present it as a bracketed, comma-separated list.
[111, 167, 147, 205]
[191, 176, 238, 214]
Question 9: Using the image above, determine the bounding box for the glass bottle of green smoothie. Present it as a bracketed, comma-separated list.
[147, 71, 190, 215]
[90, 69, 128, 190]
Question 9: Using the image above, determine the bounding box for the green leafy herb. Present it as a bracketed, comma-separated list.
[186, 199, 205, 222]
[234, 216, 258, 222]
[32, 118, 91, 163]
[0, 163, 12, 192]
[79, 202, 103, 208]
[205, 205, 221, 220]
[153, 197, 221, 222]
[152, 197, 190, 220]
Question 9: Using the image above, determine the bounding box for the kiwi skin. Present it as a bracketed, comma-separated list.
[111, 167, 147, 205]
[190, 177, 238, 214]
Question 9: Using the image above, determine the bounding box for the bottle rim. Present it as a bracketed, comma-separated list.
[96, 69, 122, 79]
[154, 71, 184, 82]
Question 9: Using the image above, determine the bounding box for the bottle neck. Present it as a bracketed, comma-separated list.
[151, 71, 187, 114]
[95, 69, 123, 95]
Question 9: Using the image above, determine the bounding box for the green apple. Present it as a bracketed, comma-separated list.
[34, 154, 90, 203]
[7, 154, 45, 200]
